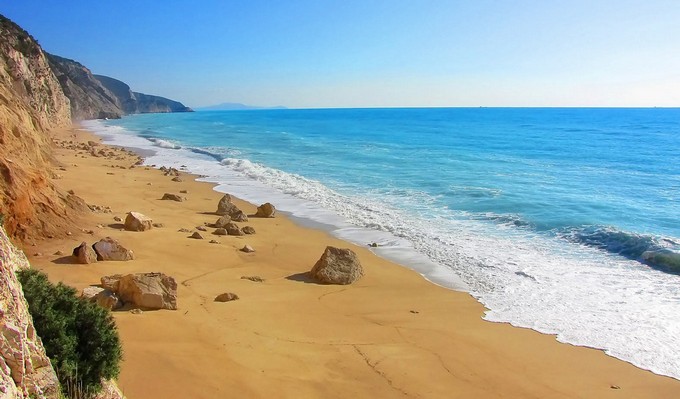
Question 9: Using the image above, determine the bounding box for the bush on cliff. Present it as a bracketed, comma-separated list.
[17, 268, 122, 398]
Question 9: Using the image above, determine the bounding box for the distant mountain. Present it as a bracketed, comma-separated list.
[196, 102, 286, 111]
[47, 54, 192, 120]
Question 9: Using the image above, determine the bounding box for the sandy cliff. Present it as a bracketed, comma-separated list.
[0, 15, 86, 242]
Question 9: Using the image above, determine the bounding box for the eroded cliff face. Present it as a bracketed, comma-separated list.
[0, 15, 86, 242]
[0, 227, 60, 399]
[46, 54, 123, 120]
[47, 56, 193, 120]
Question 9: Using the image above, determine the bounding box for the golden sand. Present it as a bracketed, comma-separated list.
[28, 125, 680, 398]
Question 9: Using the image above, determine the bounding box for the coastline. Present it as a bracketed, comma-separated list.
[28, 124, 680, 398]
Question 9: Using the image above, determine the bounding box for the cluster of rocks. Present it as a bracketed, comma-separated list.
[82, 272, 177, 311]
[159, 166, 180, 176]
[72, 237, 134, 264]
[88, 204, 112, 213]
[54, 139, 136, 162]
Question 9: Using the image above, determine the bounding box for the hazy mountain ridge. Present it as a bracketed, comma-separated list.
[197, 102, 286, 111]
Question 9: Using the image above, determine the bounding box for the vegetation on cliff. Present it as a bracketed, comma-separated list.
[18, 269, 122, 399]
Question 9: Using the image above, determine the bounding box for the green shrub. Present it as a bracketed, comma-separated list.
[17, 269, 122, 399]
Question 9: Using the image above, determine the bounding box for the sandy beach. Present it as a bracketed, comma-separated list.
[25, 124, 680, 399]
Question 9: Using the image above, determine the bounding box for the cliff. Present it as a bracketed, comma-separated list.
[0, 15, 127, 398]
[0, 15, 85, 242]
[47, 54, 192, 120]
[1, 227, 60, 399]
[94, 75, 193, 114]
[46, 54, 123, 120]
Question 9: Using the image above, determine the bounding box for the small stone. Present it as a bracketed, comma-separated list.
[129, 309, 144, 315]
[610, 385, 621, 390]
[147, 182, 152, 185]
[226, 222, 244, 236]
[230, 210, 248, 222]
[242, 226, 256, 235]
[196, 226, 207, 232]
[66, 231, 72, 236]
[54, 250, 65, 256]
[171, 177, 183, 182]
[410, 310, 419, 314]
[214, 293, 239, 302]
[240, 276, 264, 282]
[67, 189, 75, 195]
[161, 193, 185, 202]
[214, 215, 232, 228]
[179, 190, 188, 194]
[33, 252, 42, 257]
[241, 245, 255, 253]
[213, 228, 228, 236]
[209, 240, 220, 244]
[368, 242, 378, 248]
[178, 228, 192, 233]
[190, 232, 204, 239]
[113, 216, 122, 222]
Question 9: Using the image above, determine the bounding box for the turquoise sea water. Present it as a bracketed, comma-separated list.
[87, 107, 680, 379]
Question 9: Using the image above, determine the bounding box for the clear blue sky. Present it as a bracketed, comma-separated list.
[2, 0, 679, 108]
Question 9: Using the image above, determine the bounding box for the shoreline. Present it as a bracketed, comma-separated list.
[27, 124, 680, 398]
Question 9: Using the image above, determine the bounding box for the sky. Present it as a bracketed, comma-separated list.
[1, 0, 679, 108]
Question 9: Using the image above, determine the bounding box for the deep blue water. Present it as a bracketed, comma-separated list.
[89, 107, 680, 379]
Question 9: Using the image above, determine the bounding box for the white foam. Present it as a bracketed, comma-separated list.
[87, 119, 680, 380]
[150, 138, 182, 149]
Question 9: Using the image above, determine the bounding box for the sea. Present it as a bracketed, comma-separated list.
[83, 107, 680, 379]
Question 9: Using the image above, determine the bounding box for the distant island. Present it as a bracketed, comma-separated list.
[196, 102, 287, 111]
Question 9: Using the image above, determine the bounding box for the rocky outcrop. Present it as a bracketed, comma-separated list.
[255, 203, 276, 218]
[215, 194, 244, 218]
[1, 227, 60, 399]
[81, 286, 121, 311]
[101, 273, 177, 310]
[124, 211, 152, 232]
[310, 246, 364, 285]
[92, 237, 134, 261]
[72, 241, 98, 264]
[225, 222, 244, 236]
[0, 15, 85, 242]
[214, 215, 232, 228]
